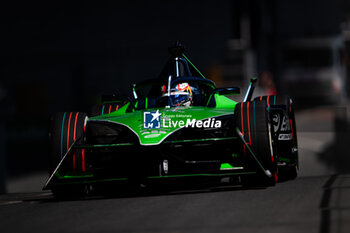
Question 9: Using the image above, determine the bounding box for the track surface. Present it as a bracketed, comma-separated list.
[1, 175, 350, 233]
[1, 107, 350, 233]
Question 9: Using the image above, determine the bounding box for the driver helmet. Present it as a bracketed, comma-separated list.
[162, 82, 193, 106]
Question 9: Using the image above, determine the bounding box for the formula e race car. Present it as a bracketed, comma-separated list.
[44, 42, 298, 198]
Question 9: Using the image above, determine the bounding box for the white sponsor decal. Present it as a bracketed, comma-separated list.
[272, 113, 291, 133]
[278, 133, 293, 141]
[162, 117, 221, 128]
[143, 110, 161, 129]
[144, 134, 161, 138]
[280, 115, 291, 132]
[272, 113, 280, 132]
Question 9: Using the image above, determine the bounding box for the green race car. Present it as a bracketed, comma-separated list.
[44, 42, 298, 198]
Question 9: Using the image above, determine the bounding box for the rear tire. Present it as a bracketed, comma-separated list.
[256, 95, 299, 180]
[235, 101, 278, 187]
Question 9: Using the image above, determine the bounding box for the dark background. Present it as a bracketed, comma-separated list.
[0, 0, 349, 194]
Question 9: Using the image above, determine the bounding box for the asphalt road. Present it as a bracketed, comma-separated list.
[1, 106, 350, 233]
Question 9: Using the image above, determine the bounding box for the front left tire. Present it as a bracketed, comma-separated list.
[48, 112, 88, 198]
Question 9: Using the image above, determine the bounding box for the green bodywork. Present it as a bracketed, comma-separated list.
[43, 48, 257, 191]
[90, 94, 238, 146]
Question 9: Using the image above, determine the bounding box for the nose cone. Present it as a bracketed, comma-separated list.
[104, 106, 233, 146]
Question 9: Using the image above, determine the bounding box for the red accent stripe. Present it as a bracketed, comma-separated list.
[108, 105, 112, 113]
[73, 154, 76, 171]
[260, 96, 263, 101]
[72, 112, 79, 171]
[116, 105, 119, 111]
[82, 116, 86, 172]
[266, 96, 274, 162]
[83, 116, 86, 133]
[247, 102, 251, 146]
[274, 171, 278, 182]
[66, 112, 73, 151]
[290, 119, 294, 144]
[73, 112, 79, 140]
[240, 102, 246, 155]
[82, 149, 86, 172]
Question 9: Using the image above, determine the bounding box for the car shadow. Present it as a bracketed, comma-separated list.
[19, 177, 269, 203]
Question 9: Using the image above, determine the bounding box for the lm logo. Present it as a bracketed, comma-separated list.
[143, 110, 161, 129]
